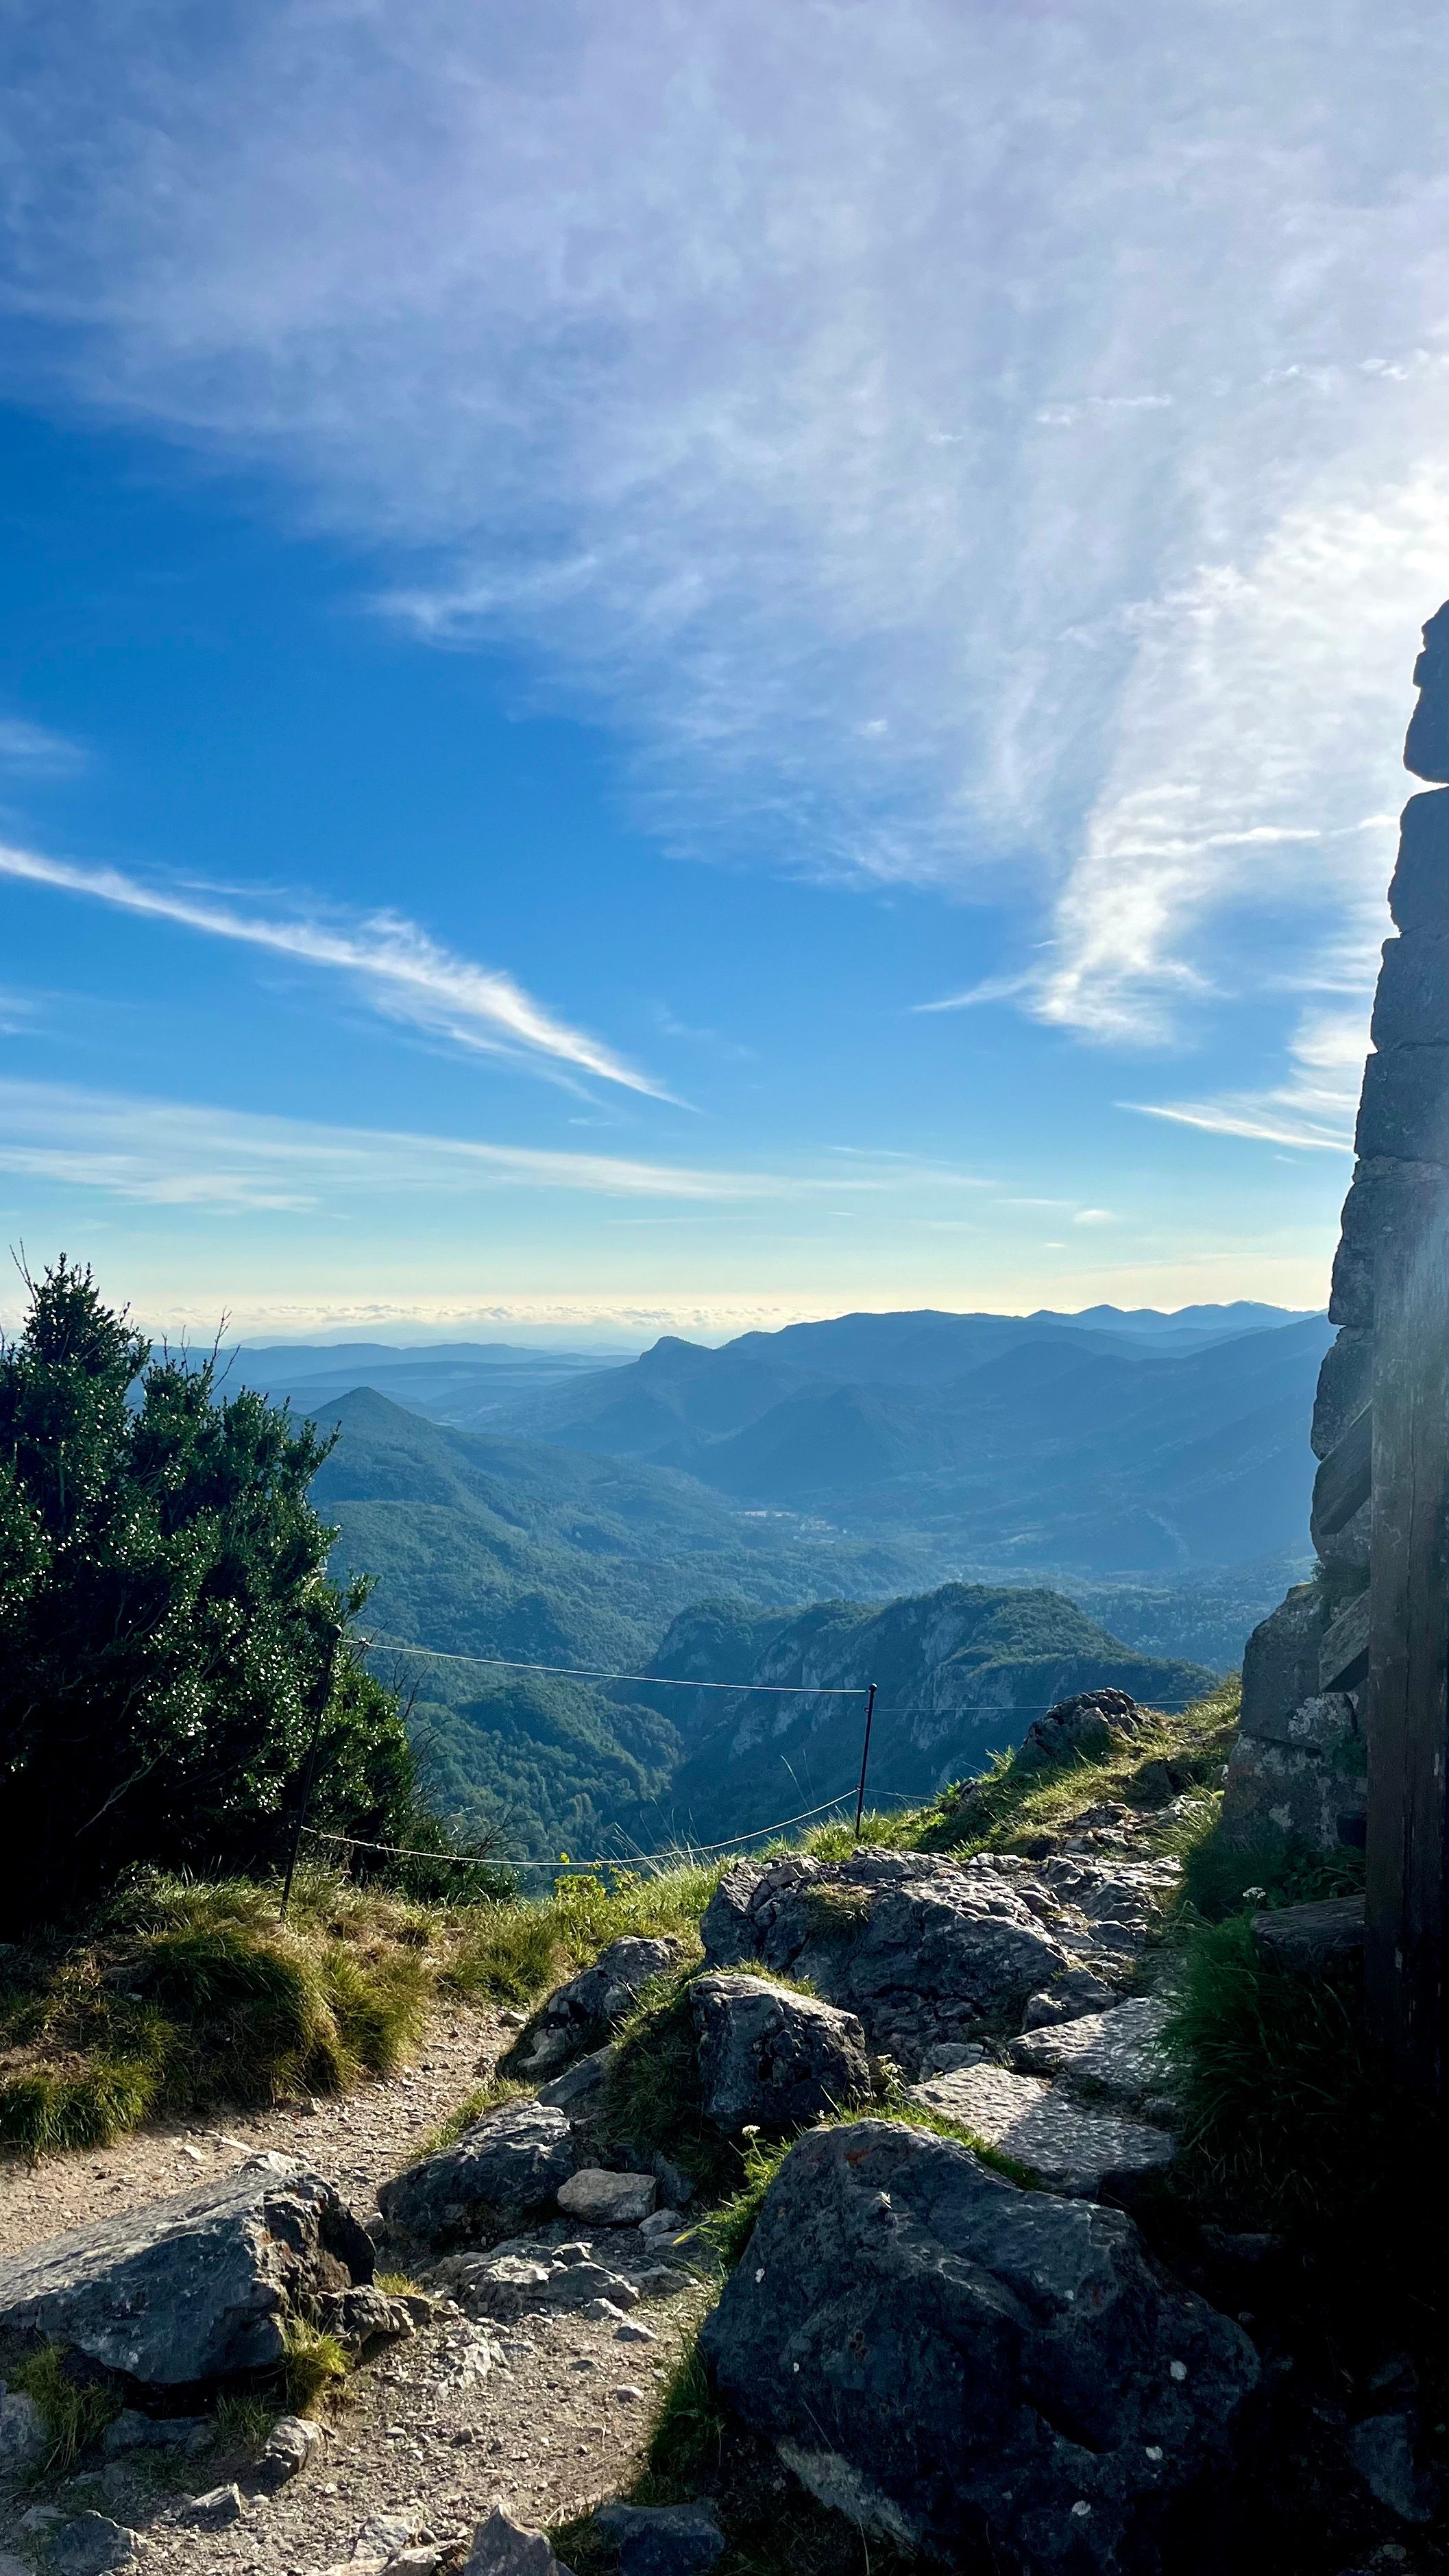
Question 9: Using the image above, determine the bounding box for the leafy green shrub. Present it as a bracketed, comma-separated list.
[10, 2344, 120, 2474]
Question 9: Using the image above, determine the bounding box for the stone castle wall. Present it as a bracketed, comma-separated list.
[1221, 601, 1449, 1851]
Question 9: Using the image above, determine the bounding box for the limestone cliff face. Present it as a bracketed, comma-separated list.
[1220, 603, 1449, 1849]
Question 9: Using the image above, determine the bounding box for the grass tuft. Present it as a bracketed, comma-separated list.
[213, 2390, 279, 2456]
[410, 2075, 529, 2162]
[1158, 1911, 1386, 2226]
[10, 2344, 121, 2475]
[279, 2318, 350, 2416]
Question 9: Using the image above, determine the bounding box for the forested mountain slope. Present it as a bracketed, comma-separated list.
[626, 1583, 1216, 1845]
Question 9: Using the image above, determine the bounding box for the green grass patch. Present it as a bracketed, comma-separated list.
[1158, 1911, 1385, 2226]
[279, 2318, 350, 2415]
[442, 1864, 718, 2010]
[598, 1967, 737, 2197]
[10, 2344, 121, 2475]
[901, 1679, 1241, 1858]
[213, 2390, 279, 2457]
[1176, 1820, 1365, 1923]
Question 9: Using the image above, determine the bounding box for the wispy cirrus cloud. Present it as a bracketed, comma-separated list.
[0, 842, 664, 1097]
[0, 0, 1445, 1064]
[1125, 1006, 1369, 1154]
[0, 718, 86, 777]
[0, 1080, 777, 1213]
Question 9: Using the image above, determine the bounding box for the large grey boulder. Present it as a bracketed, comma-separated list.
[701, 2119, 1258, 2572]
[701, 1849, 1071, 2071]
[0, 2386, 47, 2474]
[691, 1973, 870, 2131]
[377, 2099, 575, 2245]
[1237, 1587, 1329, 1744]
[0, 2155, 371, 2390]
[521, 1936, 682, 2072]
[432, 2242, 640, 2325]
[47, 2518, 145, 2575]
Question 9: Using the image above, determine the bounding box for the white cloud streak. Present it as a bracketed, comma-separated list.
[0, 842, 663, 1096]
[0, 0, 1446, 1052]
[0, 1080, 777, 1213]
[1125, 1004, 1369, 1154]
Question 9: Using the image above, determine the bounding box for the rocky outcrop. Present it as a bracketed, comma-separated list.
[1017, 1688, 1145, 1770]
[376, 2100, 575, 2246]
[1223, 602, 1449, 1856]
[701, 2118, 1258, 2572]
[0, 2154, 372, 2390]
[701, 1847, 1073, 2069]
[690, 1972, 870, 2130]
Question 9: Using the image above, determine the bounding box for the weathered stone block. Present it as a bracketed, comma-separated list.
[1309, 1407, 1371, 1551]
[1311, 1326, 1373, 1458]
[1356, 1045, 1449, 1167]
[1404, 604, 1449, 784]
[1238, 1586, 1329, 1744]
[1218, 1706, 1365, 1852]
[1316, 1492, 1371, 1577]
[1372, 932, 1449, 1049]
[1319, 1586, 1370, 1694]
[1328, 1156, 1446, 1325]
[1388, 790, 1449, 929]
[701, 2120, 1258, 2571]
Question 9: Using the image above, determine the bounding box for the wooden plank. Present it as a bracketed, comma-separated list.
[1365, 1176, 1449, 2097]
[1254, 1895, 1365, 1969]
[1311, 1402, 1372, 1540]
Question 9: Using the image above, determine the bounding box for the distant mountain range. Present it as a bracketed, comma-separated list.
[468, 1305, 1333, 1576]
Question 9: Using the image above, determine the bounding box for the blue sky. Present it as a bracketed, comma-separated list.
[0, 0, 1444, 1344]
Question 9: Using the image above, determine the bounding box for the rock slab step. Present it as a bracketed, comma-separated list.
[1008, 1995, 1173, 2108]
[0, 2154, 372, 2388]
[908, 2063, 1175, 2195]
[701, 2118, 1258, 2572]
[691, 1972, 869, 2131]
